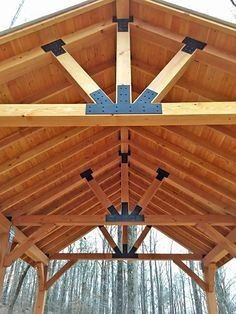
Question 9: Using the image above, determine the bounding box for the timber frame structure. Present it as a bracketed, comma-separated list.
[0, 0, 235, 313]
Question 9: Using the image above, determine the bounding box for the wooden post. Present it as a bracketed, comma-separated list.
[204, 263, 219, 314]
[34, 263, 48, 314]
[0, 232, 9, 300]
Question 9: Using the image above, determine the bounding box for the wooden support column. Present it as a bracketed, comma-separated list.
[204, 263, 219, 314]
[0, 232, 9, 300]
[34, 263, 48, 314]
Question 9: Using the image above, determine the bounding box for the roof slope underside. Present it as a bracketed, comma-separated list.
[0, 0, 235, 266]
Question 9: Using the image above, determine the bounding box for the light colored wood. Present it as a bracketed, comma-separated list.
[50, 253, 202, 260]
[136, 49, 195, 102]
[12, 214, 236, 226]
[116, 30, 132, 101]
[203, 228, 236, 266]
[0, 127, 86, 176]
[0, 102, 235, 126]
[197, 223, 236, 258]
[0, 232, 9, 299]
[132, 19, 236, 75]
[34, 263, 48, 314]
[56, 51, 109, 102]
[0, 214, 48, 265]
[204, 264, 219, 314]
[173, 258, 207, 291]
[116, 0, 129, 18]
[46, 260, 77, 289]
[99, 226, 119, 249]
[4, 225, 55, 266]
[0, 19, 113, 85]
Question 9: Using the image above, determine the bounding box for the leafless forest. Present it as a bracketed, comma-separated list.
[1, 228, 236, 314]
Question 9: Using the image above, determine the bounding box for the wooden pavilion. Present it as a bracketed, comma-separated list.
[0, 0, 235, 313]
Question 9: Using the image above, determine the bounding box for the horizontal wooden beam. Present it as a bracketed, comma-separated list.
[12, 214, 236, 226]
[0, 102, 235, 126]
[50, 253, 202, 260]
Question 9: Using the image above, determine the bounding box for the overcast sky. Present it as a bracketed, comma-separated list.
[0, 0, 235, 31]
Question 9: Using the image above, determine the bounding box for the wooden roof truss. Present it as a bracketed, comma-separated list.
[0, 0, 236, 312]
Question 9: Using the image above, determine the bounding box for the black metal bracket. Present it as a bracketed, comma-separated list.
[80, 168, 94, 181]
[106, 202, 144, 222]
[119, 151, 130, 163]
[112, 16, 134, 32]
[41, 39, 66, 56]
[182, 37, 207, 54]
[86, 86, 162, 115]
[156, 168, 170, 181]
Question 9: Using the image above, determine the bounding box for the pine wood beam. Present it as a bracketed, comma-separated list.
[0, 214, 48, 265]
[204, 263, 218, 313]
[45, 260, 77, 290]
[203, 228, 236, 266]
[50, 253, 202, 260]
[197, 223, 236, 258]
[173, 258, 208, 291]
[132, 19, 236, 75]
[12, 214, 236, 226]
[116, 0, 129, 18]
[34, 263, 48, 314]
[116, 20, 132, 100]
[1, 102, 235, 126]
[4, 225, 55, 266]
[136, 48, 195, 103]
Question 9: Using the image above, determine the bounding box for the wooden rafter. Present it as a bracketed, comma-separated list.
[132, 18, 236, 75]
[0, 102, 235, 126]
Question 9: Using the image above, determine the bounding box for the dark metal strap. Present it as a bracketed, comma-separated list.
[182, 37, 207, 54]
[41, 39, 66, 56]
